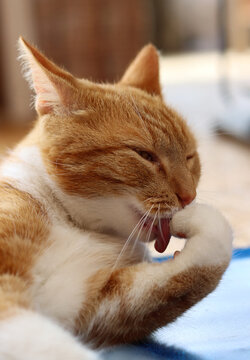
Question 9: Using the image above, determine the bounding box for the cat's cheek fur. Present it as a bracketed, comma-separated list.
[0, 310, 99, 360]
[50, 193, 145, 240]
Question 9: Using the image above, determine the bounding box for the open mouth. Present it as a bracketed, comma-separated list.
[143, 216, 172, 253]
[131, 205, 173, 254]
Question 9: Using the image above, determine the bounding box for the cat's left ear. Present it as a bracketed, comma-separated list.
[18, 37, 78, 115]
[120, 44, 161, 96]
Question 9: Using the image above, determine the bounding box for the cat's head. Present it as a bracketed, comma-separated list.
[19, 38, 200, 252]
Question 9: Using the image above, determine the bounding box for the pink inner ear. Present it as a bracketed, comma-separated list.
[19, 39, 76, 114]
[34, 85, 46, 94]
[31, 66, 62, 115]
[33, 71, 51, 96]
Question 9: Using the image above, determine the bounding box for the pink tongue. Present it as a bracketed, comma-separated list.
[154, 218, 171, 253]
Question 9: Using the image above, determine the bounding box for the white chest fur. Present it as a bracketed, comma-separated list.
[30, 223, 148, 329]
[30, 224, 114, 329]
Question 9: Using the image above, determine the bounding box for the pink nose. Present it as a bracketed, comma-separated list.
[176, 191, 196, 208]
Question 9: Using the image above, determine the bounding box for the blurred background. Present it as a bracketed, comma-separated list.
[0, 0, 249, 252]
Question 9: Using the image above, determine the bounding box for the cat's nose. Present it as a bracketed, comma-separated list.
[176, 190, 196, 208]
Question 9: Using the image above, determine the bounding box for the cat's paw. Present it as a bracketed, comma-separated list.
[0, 310, 99, 360]
[170, 203, 233, 266]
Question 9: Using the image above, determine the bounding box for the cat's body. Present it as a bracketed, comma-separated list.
[0, 39, 232, 359]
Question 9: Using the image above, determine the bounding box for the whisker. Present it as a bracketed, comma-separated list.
[112, 205, 153, 271]
[48, 160, 83, 170]
[129, 95, 147, 128]
[142, 197, 154, 203]
[130, 207, 152, 254]
[126, 206, 153, 243]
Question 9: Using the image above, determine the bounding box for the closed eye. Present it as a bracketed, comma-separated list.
[133, 149, 158, 163]
[186, 153, 195, 161]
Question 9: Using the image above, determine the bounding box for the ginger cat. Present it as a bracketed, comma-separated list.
[0, 38, 232, 359]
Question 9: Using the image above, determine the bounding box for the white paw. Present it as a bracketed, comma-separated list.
[0, 310, 99, 360]
[170, 203, 233, 266]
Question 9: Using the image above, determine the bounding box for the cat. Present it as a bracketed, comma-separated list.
[0, 37, 232, 360]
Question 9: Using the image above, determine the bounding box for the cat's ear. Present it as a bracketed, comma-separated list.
[120, 44, 161, 96]
[18, 37, 77, 115]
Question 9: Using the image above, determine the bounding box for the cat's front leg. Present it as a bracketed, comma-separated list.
[80, 203, 232, 348]
[170, 203, 232, 267]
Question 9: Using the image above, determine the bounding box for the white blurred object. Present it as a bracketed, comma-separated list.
[217, 89, 250, 141]
[160, 51, 250, 141]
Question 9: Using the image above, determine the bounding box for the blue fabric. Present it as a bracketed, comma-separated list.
[102, 248, 250, 360]
[154, 248, 250, 262]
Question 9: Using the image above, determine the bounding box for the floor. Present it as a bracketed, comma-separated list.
[198, 135, 250, 249]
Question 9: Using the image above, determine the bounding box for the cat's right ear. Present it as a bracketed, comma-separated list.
[18, 37, 77, 115]
[120, 44, 161, 96]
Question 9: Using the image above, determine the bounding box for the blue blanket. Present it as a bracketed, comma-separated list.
[102, 249, 250, 360]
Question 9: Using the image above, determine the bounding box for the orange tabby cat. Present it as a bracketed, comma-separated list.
[0, 38, 232, 359]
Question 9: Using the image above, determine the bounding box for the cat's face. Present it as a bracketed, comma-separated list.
[19, 39, 200, 252]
